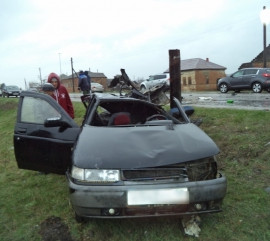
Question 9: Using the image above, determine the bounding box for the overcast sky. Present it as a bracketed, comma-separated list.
[1, 0, 270, 89]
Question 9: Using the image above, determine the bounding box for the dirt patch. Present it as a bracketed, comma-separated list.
[39, 216, 74, 241]
[0, 101, 18, 111]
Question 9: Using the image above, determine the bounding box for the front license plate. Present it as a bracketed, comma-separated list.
[127, 188, 189, 205]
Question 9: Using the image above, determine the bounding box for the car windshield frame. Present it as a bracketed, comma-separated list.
[83, 94, 188, 127]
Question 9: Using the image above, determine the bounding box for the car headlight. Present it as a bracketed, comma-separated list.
[71, 166, 120, 183]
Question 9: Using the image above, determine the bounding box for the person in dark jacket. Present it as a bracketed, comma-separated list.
[47, 72, 74, 119]
[41, 83, 55, 96]
[78, 70, 91, 95]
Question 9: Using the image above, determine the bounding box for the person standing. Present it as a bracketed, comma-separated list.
[47, 72, 74, 119]
[41, 83, 55, 97]
[78, 70, 91, 95]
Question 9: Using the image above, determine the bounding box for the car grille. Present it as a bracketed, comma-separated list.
[121, 158, 217, 182]
[122, 167, 188, 181]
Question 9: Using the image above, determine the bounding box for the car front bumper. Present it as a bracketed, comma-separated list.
[66, 172, 227, 218]
[5, 92, 20, 97]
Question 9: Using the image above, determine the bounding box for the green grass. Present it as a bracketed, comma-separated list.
[0, 98, 270, 241]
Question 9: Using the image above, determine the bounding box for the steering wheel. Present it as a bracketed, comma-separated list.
[146, 114, 167, 121]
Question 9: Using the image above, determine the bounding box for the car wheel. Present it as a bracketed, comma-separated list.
[140, 86, 146, 92]
[252, 82, 262, 93]
[219, 83, 228, 93]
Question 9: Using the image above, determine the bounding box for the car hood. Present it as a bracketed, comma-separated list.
[72, 123, 219, 169]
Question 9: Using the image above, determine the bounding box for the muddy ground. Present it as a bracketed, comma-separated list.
[39, 216, 74, 241]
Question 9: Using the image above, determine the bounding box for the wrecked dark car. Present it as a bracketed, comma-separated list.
[14, 71, 226, 222]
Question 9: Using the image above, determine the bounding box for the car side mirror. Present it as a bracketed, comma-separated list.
[44, 117, 71, 128]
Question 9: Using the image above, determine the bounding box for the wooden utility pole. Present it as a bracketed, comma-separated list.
[169, 49, 181, 108]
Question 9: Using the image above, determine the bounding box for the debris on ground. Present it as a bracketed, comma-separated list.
[181, 215, 201, 238]
[198, 97, 213, 101]
[39, 216, 74, 241]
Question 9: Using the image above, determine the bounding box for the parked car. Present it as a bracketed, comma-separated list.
[0, 89, 2, 97]
[140, 73, 170, 92]
[217, 68, 270, 93]
[91, 82, 104, 93]
[27, 87, 38, 92]
[2, 85, 21, 97]
[14, 75, 226, 222]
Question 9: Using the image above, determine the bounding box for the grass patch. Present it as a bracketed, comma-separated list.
[0, 99, 270, 240]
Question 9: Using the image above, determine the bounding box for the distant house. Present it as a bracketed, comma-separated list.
[239, 44, 270, 69]
[60, 71, 107, 93]
[165, 58, 226, 91]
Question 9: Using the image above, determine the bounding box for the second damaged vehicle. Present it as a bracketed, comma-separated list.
[14, 70, 226, 222]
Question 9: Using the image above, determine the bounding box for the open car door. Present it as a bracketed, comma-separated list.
[14, 91, 80, 174]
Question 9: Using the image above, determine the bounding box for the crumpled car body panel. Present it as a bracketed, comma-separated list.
[73, 123, 219, 169]
[68, 92, 227, 220]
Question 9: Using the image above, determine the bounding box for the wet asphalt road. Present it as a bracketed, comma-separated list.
[181, 91, 270, 110]
[70, 91, 270, 111]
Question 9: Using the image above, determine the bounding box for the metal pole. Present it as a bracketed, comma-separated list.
[169, 49, 181, 108]
[39, 67, 42, 85]
[58, 53, 62, 78]
[262, 6, 267, 68]
[71, 57, 75, 92]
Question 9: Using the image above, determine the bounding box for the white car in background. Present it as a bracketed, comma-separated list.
[140, 73, 170, 92]
[91, 82, 104, 93]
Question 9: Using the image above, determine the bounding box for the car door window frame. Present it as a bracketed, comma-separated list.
[244, 69, 258, 75]
[14, 91, 80, 174]
[232, 70, 244, 78]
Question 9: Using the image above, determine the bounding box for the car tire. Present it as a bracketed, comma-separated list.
[252, 82, 262, 93]
[140, 86, 146, 92]
[219, 83, 228, 93]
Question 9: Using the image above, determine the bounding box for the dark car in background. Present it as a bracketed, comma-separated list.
[217, 68, 270, 93]
[2, 85, 21, 97]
